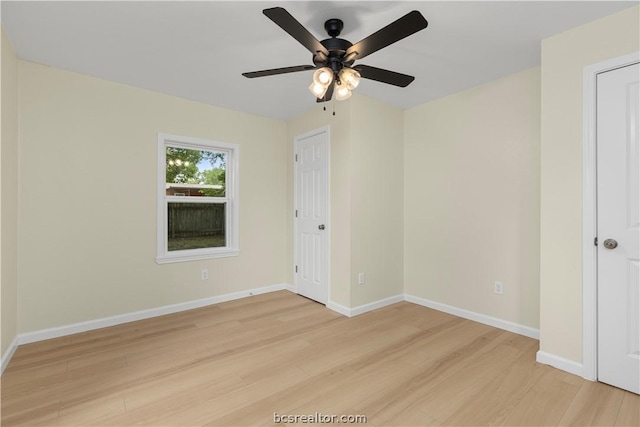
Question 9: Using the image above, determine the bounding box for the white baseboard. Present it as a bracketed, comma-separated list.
[285, 283, 295, 292]
[17, 283, 290, 345]
[404, 294, 540, 340]
[351, 294, 405, 317]
[326, 300, 351, 317]
[536, 350, 584, 377]
[1, 335, 19, 375]
[327, 294, 404, 317]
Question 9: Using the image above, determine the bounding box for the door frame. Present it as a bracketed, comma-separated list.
[582, 51, 640, 381]
[293, 125, 331, 304]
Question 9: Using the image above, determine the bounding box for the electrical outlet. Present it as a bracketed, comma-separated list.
[201, 269, 208, 280]
[358, 272, 365, 285]
[494, 281, 503, 295]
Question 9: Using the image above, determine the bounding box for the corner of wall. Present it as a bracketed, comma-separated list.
[348, 94, 404, 308]
[1, 26, 20, 366]
[403, 67, 541, 332]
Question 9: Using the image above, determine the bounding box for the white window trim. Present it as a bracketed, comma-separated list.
[156, 133, 239, 264]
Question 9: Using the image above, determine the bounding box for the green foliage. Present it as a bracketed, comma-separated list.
[201, 168, 224, 185]
[166, 147, 227, 197]
[201, 169, 226, 197]
[166, 148, 202, 184]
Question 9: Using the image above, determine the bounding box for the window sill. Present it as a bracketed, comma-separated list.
[156, 250, 239, 264]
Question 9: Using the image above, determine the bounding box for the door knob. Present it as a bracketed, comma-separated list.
[603, 239, 618, 249]
[318, 224, 325, 230]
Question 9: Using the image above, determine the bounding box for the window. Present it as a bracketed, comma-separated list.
[156, 133, 239, 264]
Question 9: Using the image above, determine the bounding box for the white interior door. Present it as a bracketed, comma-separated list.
[294, 128, 329, 304]
[597, 62, 640, 394]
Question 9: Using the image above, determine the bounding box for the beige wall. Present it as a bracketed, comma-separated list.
[1, 28, 20, 355]
[404, 67, 541, 329]
[286, 93, 404, 308]
[540, 6, 640, 362]
[349, 95, 404, 306]
[17, 61, 288, 333]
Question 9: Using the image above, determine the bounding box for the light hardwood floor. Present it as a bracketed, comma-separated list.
[1, 291, 638, 426]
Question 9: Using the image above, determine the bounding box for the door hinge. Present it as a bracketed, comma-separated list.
[295, 209, 298, 218]
[594, 237, 598, 247]
[295, 154, 298, 162]
[295, 265, 298, 273]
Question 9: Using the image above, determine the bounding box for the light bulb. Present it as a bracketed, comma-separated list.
[318, 71, 331, 84]
[335, 82, 352, 101]
[339, 68, 361, 90]
[184, 161, 190, 166]
[168, 160, 174, 166]
[313, 67, 334, 87]
[309, 81, 328, 99]
[175, 159, 182, 166]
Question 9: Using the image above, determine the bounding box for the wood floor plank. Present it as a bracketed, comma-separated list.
[2, 291, 638, 427]
[0, 399, 60, 426]
[441, 346, 547, 425]
[156, 365, 309, 426]
[101, 372, 248, 426]
[499, 369, 583, 426]
[0, 359, 68, 388]
[352, 327, 505, 424]
[615, 391, 640, 426]
[415, 336, 536, 422]
[558, 380, 626, 426]
[55, 394, 126, 426]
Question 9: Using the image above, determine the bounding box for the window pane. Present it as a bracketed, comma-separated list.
[166, 147, 226, 197]
[167, 203, 226, 251]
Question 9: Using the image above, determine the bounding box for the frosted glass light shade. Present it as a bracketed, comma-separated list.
[309, 82, 329, 98]
[335, 82, 352, 101]
[339, 68, 361, 90]
[313, 67, 334, 86]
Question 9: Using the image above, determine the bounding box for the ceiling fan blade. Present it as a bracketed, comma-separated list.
[263, 7, 329, 56]
[346, 11, 427, 61]
[242, 65, 316, 78]
[317, 82, 335, 103]
[354, 65, 415, 87]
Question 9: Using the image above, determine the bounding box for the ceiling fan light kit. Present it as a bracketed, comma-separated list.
[308, 67, 333, 98]
[308, 81, 329, 99]
[313, 68, 334, 86]
[242, 7, 428, 103]
[339, 68, 361, 91]
[334, 80, 352, 101]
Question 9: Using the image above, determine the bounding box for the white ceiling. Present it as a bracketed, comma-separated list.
[2, 1, 636, 120]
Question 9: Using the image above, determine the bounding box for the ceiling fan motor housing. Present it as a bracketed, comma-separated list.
[316, 38, 353, 71]
[314, 19, 354, 72]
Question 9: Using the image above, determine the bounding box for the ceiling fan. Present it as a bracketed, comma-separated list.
[242, 7, 428, 102]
